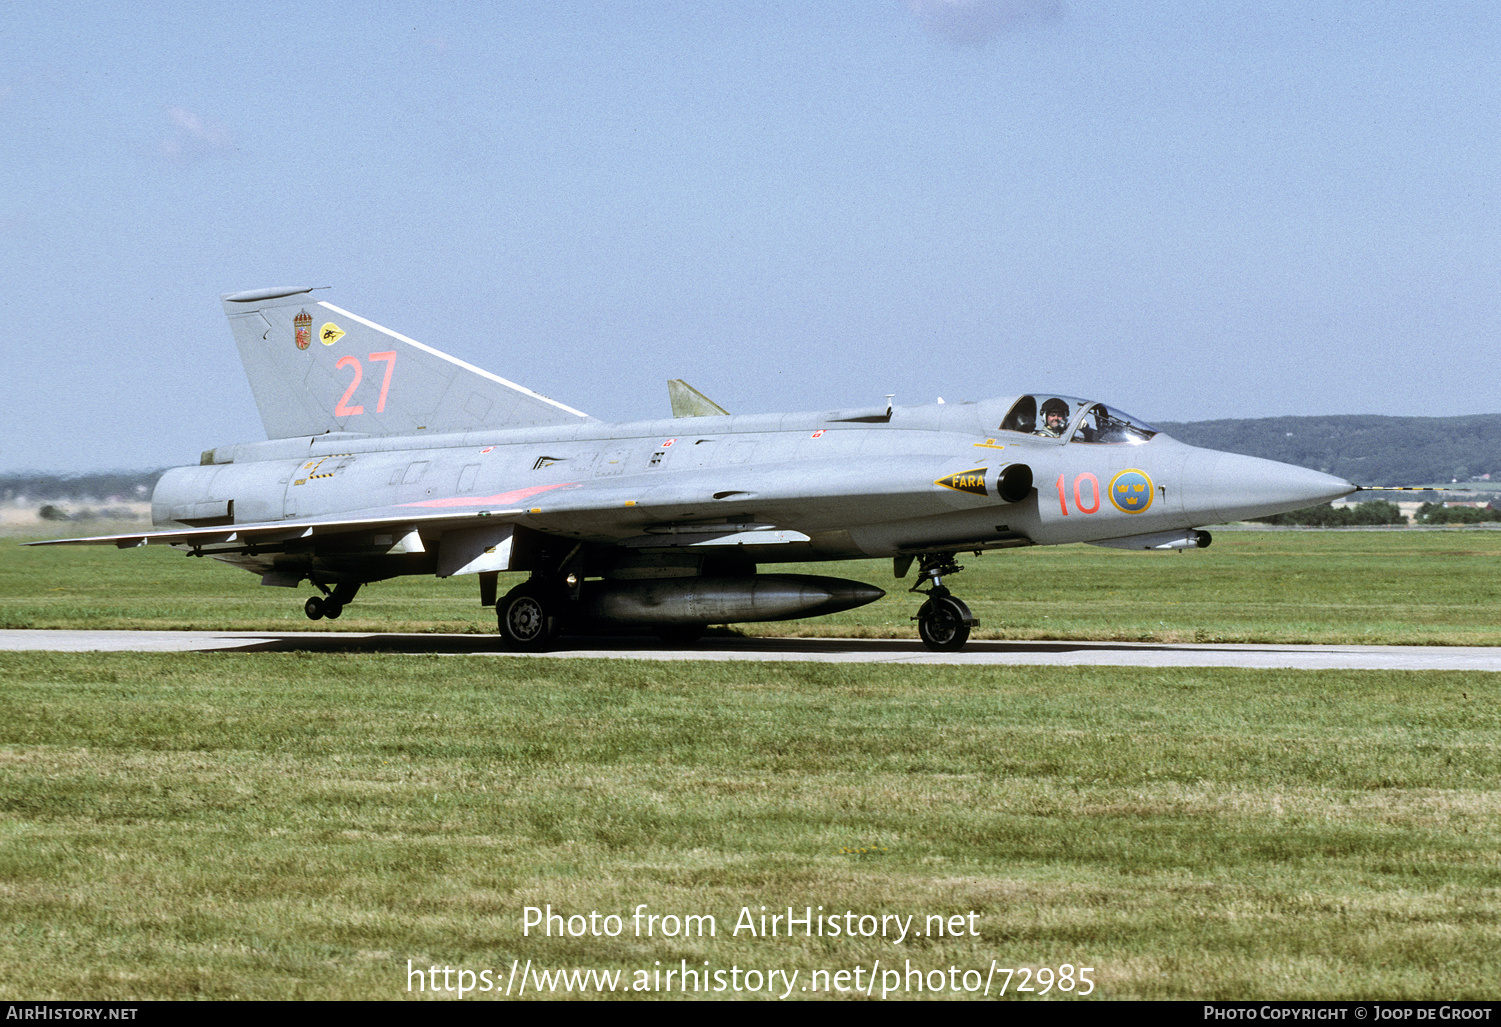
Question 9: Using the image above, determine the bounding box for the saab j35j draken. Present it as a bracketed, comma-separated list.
[31, 287, 1356, 650]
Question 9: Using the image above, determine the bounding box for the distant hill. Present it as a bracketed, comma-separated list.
[1156, 415, 1501, 487]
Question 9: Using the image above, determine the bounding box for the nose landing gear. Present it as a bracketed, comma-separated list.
[910, 553, 978, 651]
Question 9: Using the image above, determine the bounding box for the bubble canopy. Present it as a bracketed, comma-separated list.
[999, 395, 1159, 445]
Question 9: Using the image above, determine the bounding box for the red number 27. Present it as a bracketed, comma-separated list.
[334, 351, 396, 417]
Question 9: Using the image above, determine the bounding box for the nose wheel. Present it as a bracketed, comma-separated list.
[910, 554, 978, 652]
[916, 591, 973, 650]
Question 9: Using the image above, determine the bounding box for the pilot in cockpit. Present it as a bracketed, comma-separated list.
[1036, 398, 1071, 438]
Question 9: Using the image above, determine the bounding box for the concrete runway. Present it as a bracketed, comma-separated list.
[4, 629, 1501, 670]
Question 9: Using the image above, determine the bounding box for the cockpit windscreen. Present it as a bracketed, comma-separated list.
[999, 395, 1158, 445]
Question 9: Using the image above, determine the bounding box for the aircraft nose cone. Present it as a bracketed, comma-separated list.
[1180, 449, 1355, 525]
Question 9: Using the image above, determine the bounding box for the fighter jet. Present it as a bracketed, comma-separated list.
[29, 287, 1356, 651]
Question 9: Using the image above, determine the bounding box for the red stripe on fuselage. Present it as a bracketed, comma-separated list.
[400, 482, 578, 509]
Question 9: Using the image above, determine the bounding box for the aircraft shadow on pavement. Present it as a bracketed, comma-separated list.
[221, 634, 1245, 656]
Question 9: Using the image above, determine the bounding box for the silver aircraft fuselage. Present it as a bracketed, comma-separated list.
[34, 288, 1356, 651]
[155, 399, 1349, 578]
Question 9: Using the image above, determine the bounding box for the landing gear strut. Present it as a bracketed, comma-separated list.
[910, 553, 977, 652]
[304, 581, 361, 621]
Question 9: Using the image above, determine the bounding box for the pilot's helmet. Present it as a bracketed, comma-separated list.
[1040, 398, 1069, 420]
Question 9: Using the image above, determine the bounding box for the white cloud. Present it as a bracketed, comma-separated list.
[162, 105, 232, 160]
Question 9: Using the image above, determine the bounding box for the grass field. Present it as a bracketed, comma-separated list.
[1, 654, 1498, 1000]
[6, 526, 1501, 646]
[3, 530, 1500, 1000]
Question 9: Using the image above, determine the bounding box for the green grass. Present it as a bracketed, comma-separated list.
[7, 528, 1501, 645]
[6, 528, 1501, 1000]
[2, 653, 1500, 1000]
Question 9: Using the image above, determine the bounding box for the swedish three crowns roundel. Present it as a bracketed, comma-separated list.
[1109, 468, 1154, 513]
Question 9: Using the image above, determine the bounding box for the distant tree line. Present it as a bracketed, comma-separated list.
[1412, 502, 1501, 525]
[37, 504, 143, 522]
[1251, 500, 1407, 527]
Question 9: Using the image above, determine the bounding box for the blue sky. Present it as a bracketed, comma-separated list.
[3, 1, 1497, 472]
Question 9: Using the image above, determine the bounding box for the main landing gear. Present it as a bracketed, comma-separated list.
[910, 553, 978, 652]
[496, 579, 563, 650]
[495, 544, 586, 650]
[304, 581, 361, 621]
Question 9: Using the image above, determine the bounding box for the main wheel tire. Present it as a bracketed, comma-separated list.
[304, 596, 325, 621]
[917, 596, 971, 651]
[498, 587, 557, 650]
[323, 601, 343, 620]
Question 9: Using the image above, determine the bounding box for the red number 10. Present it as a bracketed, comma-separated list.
[1056, 472, 1100, 516]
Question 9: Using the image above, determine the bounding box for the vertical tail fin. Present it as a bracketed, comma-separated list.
[221, 287, 590, 439]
